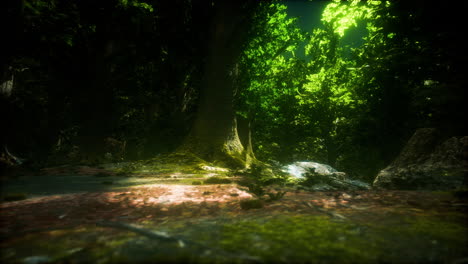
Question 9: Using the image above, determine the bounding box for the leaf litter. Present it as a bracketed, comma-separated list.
[1, 172, 467, 263]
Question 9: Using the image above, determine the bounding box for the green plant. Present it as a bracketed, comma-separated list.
[266, 191, 287, 202]
[191, 181, 202, 185]
[238, 180, 266, 198]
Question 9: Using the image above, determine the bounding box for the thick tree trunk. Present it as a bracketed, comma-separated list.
[179, 1, 256, 168]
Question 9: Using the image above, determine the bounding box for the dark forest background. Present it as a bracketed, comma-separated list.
[1, 0, 466, 182]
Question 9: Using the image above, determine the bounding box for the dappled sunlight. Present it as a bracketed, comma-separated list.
[100, 184, 253, 206]
[0, 184, 256, 239]
[1, 184, 467, 263]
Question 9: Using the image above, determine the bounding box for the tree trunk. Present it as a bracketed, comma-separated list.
[178, 1, 257, 168]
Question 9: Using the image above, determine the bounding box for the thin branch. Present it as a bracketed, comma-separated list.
[96, 220, 263, 263]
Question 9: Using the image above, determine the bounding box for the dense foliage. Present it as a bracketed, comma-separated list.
[241, 0, 467, 181]
[1, 0, 466, 181]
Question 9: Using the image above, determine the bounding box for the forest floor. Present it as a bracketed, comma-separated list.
[1, 165, 467, 264]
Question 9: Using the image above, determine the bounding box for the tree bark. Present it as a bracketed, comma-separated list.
[178, 1, 257, 168]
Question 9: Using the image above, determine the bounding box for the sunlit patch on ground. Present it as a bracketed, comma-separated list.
[0, 183, 255, 238]
[102, 184, 253, 205]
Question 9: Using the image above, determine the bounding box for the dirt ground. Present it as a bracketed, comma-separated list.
[1, 167, 467, 263]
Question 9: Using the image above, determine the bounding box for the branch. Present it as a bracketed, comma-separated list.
[96, 221, 184, 244]
[96, 221, 263, 263]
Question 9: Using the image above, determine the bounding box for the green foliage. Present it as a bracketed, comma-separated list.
[237, 163, 290, 200]
[118, 0, 154, 12]
[266, 191, 286, 202]
[238, 180, 266, 198]
[4, 0, 465, 184]
[240, 0, 466, 182]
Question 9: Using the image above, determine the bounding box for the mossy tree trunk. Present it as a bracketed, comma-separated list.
[179, 1, 258, 168]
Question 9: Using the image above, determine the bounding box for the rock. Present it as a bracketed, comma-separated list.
[283, 161, 370, 191]
[200, 165, 229, 172]
[308, 183, 337, 191]
[373, 128, 468, 190]
[283, 161, 338, 178]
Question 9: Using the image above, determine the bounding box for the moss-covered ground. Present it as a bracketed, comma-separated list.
[1, 160, 467, 263]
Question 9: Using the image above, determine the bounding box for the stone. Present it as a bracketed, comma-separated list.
[373, 128, 468, 190]
[283, 161, 370, 191]
[283, 161, 338, 178]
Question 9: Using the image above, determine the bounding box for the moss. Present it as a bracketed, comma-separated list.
[191, 180, 202, 185]
[113, 152, 221, 176]
[218, 215, 378, 263]
[0, 226, 124, 263]
[3, 214, 467, 263]
[2, 192, 28, 201]
[361, 214, 468, 263]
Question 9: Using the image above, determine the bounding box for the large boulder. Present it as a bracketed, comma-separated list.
[283, 161, 338, 178]
[373, 128, 468, 190]
[283, 161, 370, 191]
